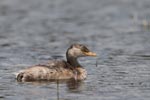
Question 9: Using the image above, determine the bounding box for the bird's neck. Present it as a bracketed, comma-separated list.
[67, 56, 81, 67]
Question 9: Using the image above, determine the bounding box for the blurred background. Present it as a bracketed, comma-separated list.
[0, 0, 150, 100]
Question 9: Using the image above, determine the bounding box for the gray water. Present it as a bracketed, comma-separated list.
[0, 0, 150, 100]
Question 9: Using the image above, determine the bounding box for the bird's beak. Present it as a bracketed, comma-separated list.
[84, 51, 97, 57]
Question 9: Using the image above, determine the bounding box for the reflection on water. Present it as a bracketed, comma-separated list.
[20, 79, 83, 91]
[16, 79, 83, 100]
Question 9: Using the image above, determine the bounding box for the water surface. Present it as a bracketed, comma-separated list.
[0, 0, 150, 100]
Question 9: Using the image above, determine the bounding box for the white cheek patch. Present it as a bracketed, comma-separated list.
[69, 47, 83, 57]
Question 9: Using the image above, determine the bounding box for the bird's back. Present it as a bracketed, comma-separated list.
[16, 60, 75, 82]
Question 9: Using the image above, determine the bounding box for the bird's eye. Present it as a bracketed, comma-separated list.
[81, 46, 90, 52]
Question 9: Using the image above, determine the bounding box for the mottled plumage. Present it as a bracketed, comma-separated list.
[15, 44, 96, 82]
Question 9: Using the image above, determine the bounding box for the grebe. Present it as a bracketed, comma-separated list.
[16, 44, 96, 82]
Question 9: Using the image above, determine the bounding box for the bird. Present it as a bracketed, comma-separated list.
[15, 43, 96, 82]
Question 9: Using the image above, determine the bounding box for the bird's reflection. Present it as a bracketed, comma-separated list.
[17, 79, 84, 100]
[56, 79, 83, 100]
[25, 79, 83, 90]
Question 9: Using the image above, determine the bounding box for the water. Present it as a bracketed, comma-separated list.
[0, 0, 150, 100]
